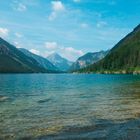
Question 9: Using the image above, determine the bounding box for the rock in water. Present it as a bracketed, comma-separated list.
[0, 95, 9, 102]
[37, 98, 52, 104]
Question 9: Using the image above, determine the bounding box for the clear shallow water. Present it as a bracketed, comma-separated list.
[0, 74, 140, 140]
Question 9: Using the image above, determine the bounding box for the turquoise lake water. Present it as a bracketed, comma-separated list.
[0, 74, 140, 140]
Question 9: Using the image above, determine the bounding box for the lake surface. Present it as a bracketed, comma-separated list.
[0, 74, 140, 140]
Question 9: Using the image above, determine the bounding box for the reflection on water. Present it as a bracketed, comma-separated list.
[0, 74, 140, 140]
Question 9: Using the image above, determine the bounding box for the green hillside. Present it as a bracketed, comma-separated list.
[0, 37, 49, 73]
[79, 24, 140, 74]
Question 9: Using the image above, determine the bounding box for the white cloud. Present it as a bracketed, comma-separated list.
[17, 3, 26, 11]
[45, 50, 56, 57]
[80, 23, 88, 28]
[30, 49, 40, 55]
[0, 28, 9, 37]
[52, 1, 65, 11]
[73, 0, 81, 3]
[62, 47, 83, 61]
[45, 42, 58, 50]
[96, 21, 107, 28]
[49, 1, 65, 21]
[12, 1, 27, 12]
[44, 41, 83, 61]
[15, 32, 22, 38]
[48, 12, 57, 21]
[14, 41, 22, 48]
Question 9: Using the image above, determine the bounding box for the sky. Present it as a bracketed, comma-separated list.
[0, 0, 140, 61]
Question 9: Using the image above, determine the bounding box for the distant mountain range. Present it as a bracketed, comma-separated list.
[0, 37, 74, 73]
[0, 37, 59, 73]
[0, 24, 140, 74]
[70, 50, 109, 71]
[47, 53, 73, 71]
[19, 48, 58, 71]
[78, 24, 140, 74]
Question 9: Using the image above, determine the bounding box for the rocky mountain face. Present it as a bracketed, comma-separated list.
[47, 53, 73, 71]
[70, 50, 109, 71]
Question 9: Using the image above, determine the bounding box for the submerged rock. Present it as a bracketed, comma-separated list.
[0, 95, 9, 102]
[37, 98, 52, 104]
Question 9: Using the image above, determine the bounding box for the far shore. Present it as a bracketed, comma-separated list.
[0, 70, 140, 75]
[72, 70, 140, 75]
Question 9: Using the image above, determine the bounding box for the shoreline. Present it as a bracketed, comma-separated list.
[73, 70, 140, 75]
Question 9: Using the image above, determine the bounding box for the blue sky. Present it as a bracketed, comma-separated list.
[0, 0, 140, 61]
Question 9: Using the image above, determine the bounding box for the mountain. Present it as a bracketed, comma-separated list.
[79, 24, 140, 74]
[47, 53, 73, 71]
[0, 37, 56, 73]
[19, 48, 58, 71]
[70, 50, 109, 71]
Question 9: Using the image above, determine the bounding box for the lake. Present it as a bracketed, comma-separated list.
[0, 74, 140, 140]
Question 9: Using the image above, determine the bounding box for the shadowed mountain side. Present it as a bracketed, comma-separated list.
[19, 48, 58, 71]
[0, 37, 60, 73]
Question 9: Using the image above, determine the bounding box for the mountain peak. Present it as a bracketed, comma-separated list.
[19, 48, 58, 71]
[48, 53, 61, 59]
[47, 53, 73, 71]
